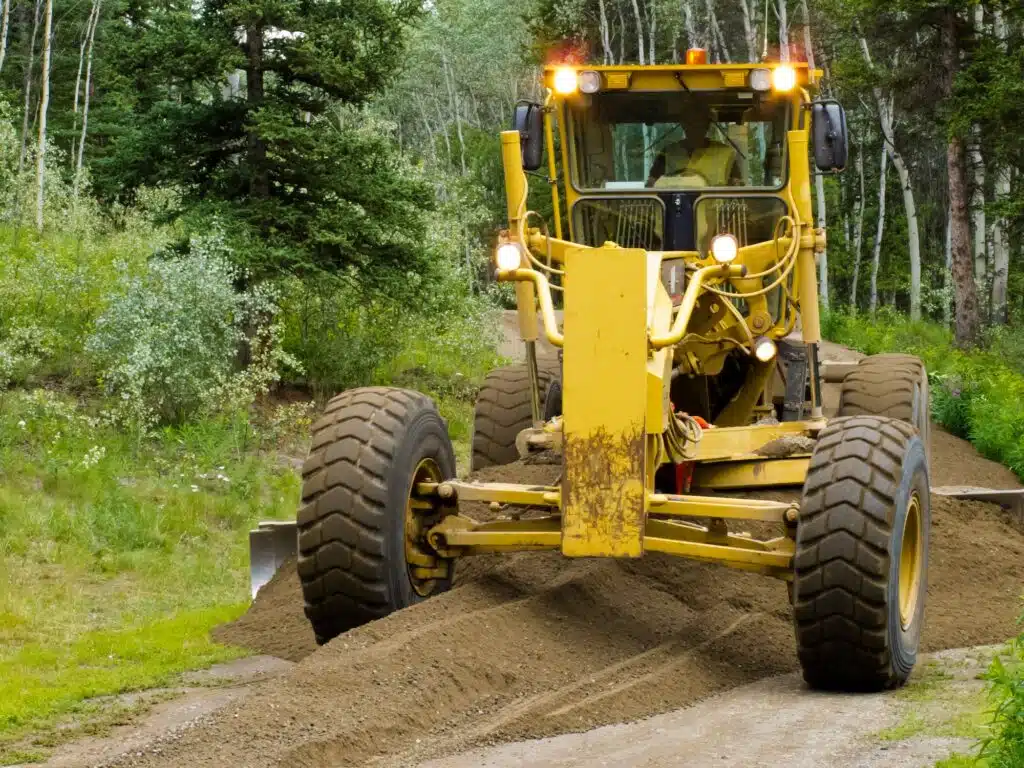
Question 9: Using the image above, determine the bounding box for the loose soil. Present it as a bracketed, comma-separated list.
[212, 558, 317, 663]
[108, 425, 1024, 768]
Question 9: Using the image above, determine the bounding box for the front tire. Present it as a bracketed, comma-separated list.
[794, 415, 930, 691]
[296, 387, 456, 644]
[471, 363, 560, 471]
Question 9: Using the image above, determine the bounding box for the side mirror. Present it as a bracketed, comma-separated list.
[811, 100, 848, 172]
[513, 102, 544, 172]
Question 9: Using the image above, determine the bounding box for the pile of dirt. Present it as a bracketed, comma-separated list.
[211, 558, 317, 663]
[114, 430, 1024, 768]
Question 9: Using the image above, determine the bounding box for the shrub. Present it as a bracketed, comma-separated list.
[981, 629, 1024, 767]
[86, 227, 298, 427]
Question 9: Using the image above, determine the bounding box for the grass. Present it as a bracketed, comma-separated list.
[0, 344, 498, 763]
[0, 388, 303, 763]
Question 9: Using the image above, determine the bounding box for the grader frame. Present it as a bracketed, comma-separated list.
[415, 61, 826, 577]
[271, 56, 940, 692]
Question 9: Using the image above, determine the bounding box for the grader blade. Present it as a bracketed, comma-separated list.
[248, 521, 298, 598]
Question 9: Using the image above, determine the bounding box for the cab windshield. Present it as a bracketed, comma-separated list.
[568, 90, 790, 191]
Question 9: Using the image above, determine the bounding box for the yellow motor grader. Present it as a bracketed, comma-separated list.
[282, 54, 934, 691]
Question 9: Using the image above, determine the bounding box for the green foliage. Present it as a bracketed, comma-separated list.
[823, 309, 1024, 479]
[980, 633, 1024, 768]
[0, 386, 302, 759]
[86, 227, 298, 426]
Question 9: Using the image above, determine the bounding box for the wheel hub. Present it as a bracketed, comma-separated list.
[404, 459, 452, 597]
[898, 491, 924, 631]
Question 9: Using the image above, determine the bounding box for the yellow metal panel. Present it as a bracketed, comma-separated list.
[723, 71, 746, 88]
[693, 457, 810, 489]
[562, 245, 648, 558]
[645, 251, 673, 435]
[694, 419, 825, 461]
[606, 72, 631, 89]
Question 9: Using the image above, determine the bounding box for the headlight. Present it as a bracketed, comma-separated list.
[772, 65, 797, 92]
[579, 70, 601, 94]
[710, 233, 739, 264]
[553, 68, 578, 95]
[754, 336, 778, 362]
[750, 69, 772, 92]
[495, 242, 523, 271]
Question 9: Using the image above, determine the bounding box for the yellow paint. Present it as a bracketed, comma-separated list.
[562, 245, 648, 557]
[693, 457, 811, 489]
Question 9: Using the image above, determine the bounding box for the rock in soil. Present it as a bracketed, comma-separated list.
[111, 429, 1024, 768]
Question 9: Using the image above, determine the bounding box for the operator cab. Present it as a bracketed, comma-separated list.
[566, 88, 790, 254]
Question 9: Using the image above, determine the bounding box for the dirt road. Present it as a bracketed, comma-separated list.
[19, 337, 1024, 768]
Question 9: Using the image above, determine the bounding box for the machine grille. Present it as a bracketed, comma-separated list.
[573, 197, 663, 251]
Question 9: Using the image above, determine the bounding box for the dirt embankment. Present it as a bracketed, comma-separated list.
[114, 428, 1024, 768]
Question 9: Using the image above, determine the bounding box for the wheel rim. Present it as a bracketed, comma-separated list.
[404, 458, 450, 597]
[899, 491, 924, 631]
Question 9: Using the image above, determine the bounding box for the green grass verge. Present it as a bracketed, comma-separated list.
[0, 389, 302, 763]
[822, 309, 1024, 480]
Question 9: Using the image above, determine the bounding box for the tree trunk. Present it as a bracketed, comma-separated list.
[71, 0, 100, 172]
[942, 11, 980, 347]
[969, 122, 986, 294]
[440, 47, 467, 176]
[708, 0, 731, 63]
[777, 0, 789, 62]
[246, 22, 269, 199]
[74, 0, 101, 196]
[969, 7, 986, 297]
[944, 204, 953, 327]
[859, 38, 921, 320]
[738, 0, 758, 62]
[629, 0, 645, 63]
[849, 142, 865, 308]
[34, 0, 52, 232]
[0, 0, 11, 75]
[18, 0, 41, 175]
[869, 144, 888, 315]
[597, 0, 613, 64]
[990, 9, 1010, 324]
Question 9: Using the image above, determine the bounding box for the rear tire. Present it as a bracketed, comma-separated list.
[296, 387, 456, 644]
[839, 354, 930, 466]
[794, 415, 930, 691]
[471, 363, 560, 471]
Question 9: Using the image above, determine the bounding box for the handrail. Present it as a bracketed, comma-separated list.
[496, 268, 565, 347]
[649, 263, 748, 350]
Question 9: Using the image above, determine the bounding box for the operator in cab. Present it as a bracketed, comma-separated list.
[645, 111, 744, 189]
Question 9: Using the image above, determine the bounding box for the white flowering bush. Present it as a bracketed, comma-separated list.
[0, 325, 53, 389]
[86, 227, 299, 426]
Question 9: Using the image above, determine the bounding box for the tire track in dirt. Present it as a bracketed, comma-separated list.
[109, 423, 1024, 768]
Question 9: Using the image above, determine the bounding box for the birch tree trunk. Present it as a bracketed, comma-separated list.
[629, 0, 645, 63]
[738, 0, 758, 62]
[71, 0, 101, 172]
[859, 38, 922, 320]
[869, 145, 888, 315]
[707, 0, 731, 62]
[440, 47, 467, 176]
[597, 0, 614, 64]
[969, 121, 986, 291]
[18, 0, 41, 174]
[777, 0, 789, 62]
[969, 7, 986, 296]
[849, 142, 865, 308]
[34, 0, 52, 231]
[942, 10, 980, 347]
[990, 9, 1010, 324]
[0, 0, 11, 75]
